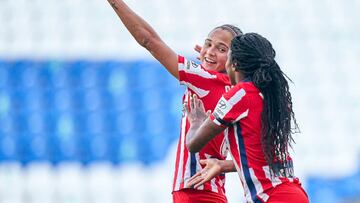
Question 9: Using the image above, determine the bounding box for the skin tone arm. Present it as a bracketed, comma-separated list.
[107, 0, 179, 79]
[185, 93, 236, 188]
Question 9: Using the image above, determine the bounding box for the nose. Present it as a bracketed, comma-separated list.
[206, 46, 216, 56]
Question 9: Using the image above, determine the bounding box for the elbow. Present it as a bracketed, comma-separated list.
[186, 140, 200, 153]
[140, 36, 152, 49]
[136, 30, 158, 51]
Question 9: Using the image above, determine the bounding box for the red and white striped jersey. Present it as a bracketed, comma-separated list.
[210, 80, 301, 203]
[172, 55, 231, 196]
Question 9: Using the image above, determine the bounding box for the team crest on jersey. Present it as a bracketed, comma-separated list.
[190, 61, 198, 68]
[186, 60, 199, 69]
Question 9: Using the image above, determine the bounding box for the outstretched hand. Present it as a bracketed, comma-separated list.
[185, 93, 211, 125]
[186, 158, 223, 189]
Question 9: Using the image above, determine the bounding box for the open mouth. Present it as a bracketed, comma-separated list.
[204, 57, 216, 64]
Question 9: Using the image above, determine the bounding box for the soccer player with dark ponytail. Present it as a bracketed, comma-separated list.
[107, 1, 244, 202]
[186, 33, 309, 203]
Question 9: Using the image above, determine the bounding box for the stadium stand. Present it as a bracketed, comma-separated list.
[0, 0, 359, 202]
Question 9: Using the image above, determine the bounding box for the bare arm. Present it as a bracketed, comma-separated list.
[186, 118, 225, 152]
[107, 0, 179, 79]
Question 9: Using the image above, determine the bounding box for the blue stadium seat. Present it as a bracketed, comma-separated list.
[89, 134, 109, 162]
[0, 59, 186, 166]
[118, 135, 139, 163]
[0, 135, 17, 161]
[0, 60, 11, 88]
[307, 173, 360, 203]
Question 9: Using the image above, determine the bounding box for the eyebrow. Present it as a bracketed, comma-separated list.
[205, 39, 229, 49]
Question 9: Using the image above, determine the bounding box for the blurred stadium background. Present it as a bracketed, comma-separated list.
[0, 0, 359, 202]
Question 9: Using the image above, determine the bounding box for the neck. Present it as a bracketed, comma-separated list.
[235, 71, 246, 83]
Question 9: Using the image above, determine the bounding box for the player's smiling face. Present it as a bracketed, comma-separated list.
[199, 28, 233, 72]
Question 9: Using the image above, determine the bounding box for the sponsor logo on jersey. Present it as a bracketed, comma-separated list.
[214, 97, 232, 118]
[218, 100, 227, 109]
[190, 61, 198, 68]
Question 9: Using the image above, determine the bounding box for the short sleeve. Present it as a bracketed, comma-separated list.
[211, 85, 249, 127]
[178, 55, 219, 84]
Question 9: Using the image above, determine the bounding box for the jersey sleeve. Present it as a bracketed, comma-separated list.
[210, 85, 250, 127]
[178, 56, 217, 87]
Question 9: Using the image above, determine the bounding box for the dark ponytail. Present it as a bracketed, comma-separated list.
[230, 33, 299, 177]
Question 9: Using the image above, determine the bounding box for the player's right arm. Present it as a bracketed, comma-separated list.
[107, 0, 179, 79]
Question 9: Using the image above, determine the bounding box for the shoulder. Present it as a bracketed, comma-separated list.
[231, 81, 259, 93]
[178, 55, 227, 82]
[223, 82, 258, 101]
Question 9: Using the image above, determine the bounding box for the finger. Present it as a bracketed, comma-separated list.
[186, 175, 204, 188]
[187, 171, 202, 183]
[189, 93, 195, 110]
[206, 110, 211, 117]
[194, 178, 208, 189]
[198, 98, 205, 111]
[184, 92, 191, 114]
[193, 94, 203, 110]
[192, 94, 199, 108]
[194, 44, 202, 53]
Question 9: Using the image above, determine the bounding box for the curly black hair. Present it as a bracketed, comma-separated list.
[230, 33, 299, 177]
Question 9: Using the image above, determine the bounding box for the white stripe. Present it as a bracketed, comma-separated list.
[174, 93, 189, 191]
[180, 81, 210, 98]
[180, 58, 217, 79]
[182, 91, 192, 188]
[228, 88, 246, 106]
[235, 109, 249, 121]
[204, 153, 217, 193]
[195, 153, 204, 190]
[210, 174, 218, 192]
[220, 136, 228, 157]
[183, 151, 191, 188]
[214, 89, 246, 120]
[263, 165, 282, 188]
[212, 118, 222, 126]
[249, 168, 269, 202]
[178, 61, 185, 71]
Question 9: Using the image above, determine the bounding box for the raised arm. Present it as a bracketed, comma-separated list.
[107, 0, 179, 79]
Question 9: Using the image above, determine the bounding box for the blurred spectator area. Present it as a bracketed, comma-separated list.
[0, 0, 360, 202]
[0, 59, 183, 166]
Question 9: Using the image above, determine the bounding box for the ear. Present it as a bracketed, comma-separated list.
[231, 63, 237, 71]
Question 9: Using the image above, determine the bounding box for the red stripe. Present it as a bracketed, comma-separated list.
[172, 131, 182, 190]
[178, 55, 185, 64]
[179, 119, 190, 189]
